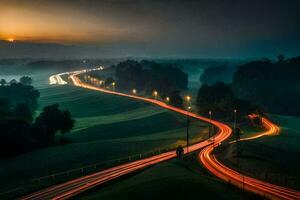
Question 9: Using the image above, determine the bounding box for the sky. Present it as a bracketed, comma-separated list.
[0, 0, 300, 58]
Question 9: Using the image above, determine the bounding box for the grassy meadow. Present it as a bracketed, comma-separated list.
[0, 71, 209, 198]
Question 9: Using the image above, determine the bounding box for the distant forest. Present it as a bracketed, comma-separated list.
[200, 56, 300, 116]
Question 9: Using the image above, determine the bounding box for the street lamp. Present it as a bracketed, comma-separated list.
[185, 95, 191, 102]
[209, 110, 212, 139]
[234, 109, 237, 134]
[153, 90, 158, 99]
[186, 105, 192, 153]
[233, 109, 244, 191]
[165, 97, 170, 103]
[132, 89, 137, 95]
[112, 82, 116, 91]
[185, 95, 191, 109]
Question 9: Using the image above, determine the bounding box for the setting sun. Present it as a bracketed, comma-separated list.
[8, 38, 14, 42]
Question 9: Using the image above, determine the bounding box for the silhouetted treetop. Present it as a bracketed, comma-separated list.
[114, 60, 188, 98]
[0, 79, 40, 111]
[19, 76, 33, 85]
[232, 56, 300, 116]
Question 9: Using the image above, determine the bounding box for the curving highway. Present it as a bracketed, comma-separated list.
[20, 68, 300, 200]
[229, 114, 280, 144]
[19, 69, 231, 200]
[200, 115, 300, 199]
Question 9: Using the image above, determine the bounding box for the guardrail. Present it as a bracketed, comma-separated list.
[0, 146, 176, 200]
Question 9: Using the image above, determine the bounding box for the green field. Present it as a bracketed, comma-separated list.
[0, 74, 209, 198]
[78, 114, 300, 200]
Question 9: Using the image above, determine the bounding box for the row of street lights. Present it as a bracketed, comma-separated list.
[85, 75, 118, 91]
[85, 75, 241, 158]
[83, 73, 245, 192]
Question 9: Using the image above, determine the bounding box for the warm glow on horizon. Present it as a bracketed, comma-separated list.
[0, 5, 134, 44]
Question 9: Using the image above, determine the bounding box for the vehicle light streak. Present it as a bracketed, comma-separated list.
[20, 68, 230, 200]
[229, 114, 280, 144]
[20, 67, 299, 200]
[200, 115, 299, 200]
[49, 67, 104, 85]
[49, 73, 68, 85]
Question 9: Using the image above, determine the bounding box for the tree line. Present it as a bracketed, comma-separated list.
[87, 60, 188, 108]
[0, 77, 74, 158]
[198, 55, 300, 117]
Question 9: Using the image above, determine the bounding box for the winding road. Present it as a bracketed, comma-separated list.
[20, 68, 300, 200]
[200, 116, 299, 200]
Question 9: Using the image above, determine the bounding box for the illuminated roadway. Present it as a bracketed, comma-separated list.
[200, 116, 299, 199]
[20, 68, 300, 200]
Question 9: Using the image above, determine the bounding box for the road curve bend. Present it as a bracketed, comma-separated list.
[20, 69, 300, 200]
[19, 70, 231, 200]
[200, 115, 300, 199]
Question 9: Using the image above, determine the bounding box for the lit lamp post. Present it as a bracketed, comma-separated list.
[209, 111, 212, 137]
[186, 105, 192, 153]
[153, 90, 158, 99]
[112, 82, 116, 91]
[234, 109, 237, 138]
[165, 97, 170, 103]
[233, 108, 244, 191]
[209, 110, 212, 139]
[132, 89, 137, 95]
[185, 95, 191, 153]
[185, 95, 191, 103]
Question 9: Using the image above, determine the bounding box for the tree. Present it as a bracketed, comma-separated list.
[9, 79, 17, 85]
[105, 77, 115, 85]
[200, 66, 236, 85]
[0, 82, 40, 111]
[0, 98, 10, 118]
[196, 82, 253, 118]
[232, 56, 300, 116]
[0, 84, 75, 158]
[0, 79, 6, 86]
[169, 90, 183, 108]
[14, 103, 33, 123]
[20, 76, 33, 85]
[114, 60, 188, 95]
[34, 104, 75, 144]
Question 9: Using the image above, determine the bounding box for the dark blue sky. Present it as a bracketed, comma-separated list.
[1, 0, 300, 58]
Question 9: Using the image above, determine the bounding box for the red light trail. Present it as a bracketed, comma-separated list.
[200, 115, 299, 200]
[19, 69, 300, 200]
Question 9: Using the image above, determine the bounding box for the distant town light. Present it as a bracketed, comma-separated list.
[132, 89, 137, 94]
